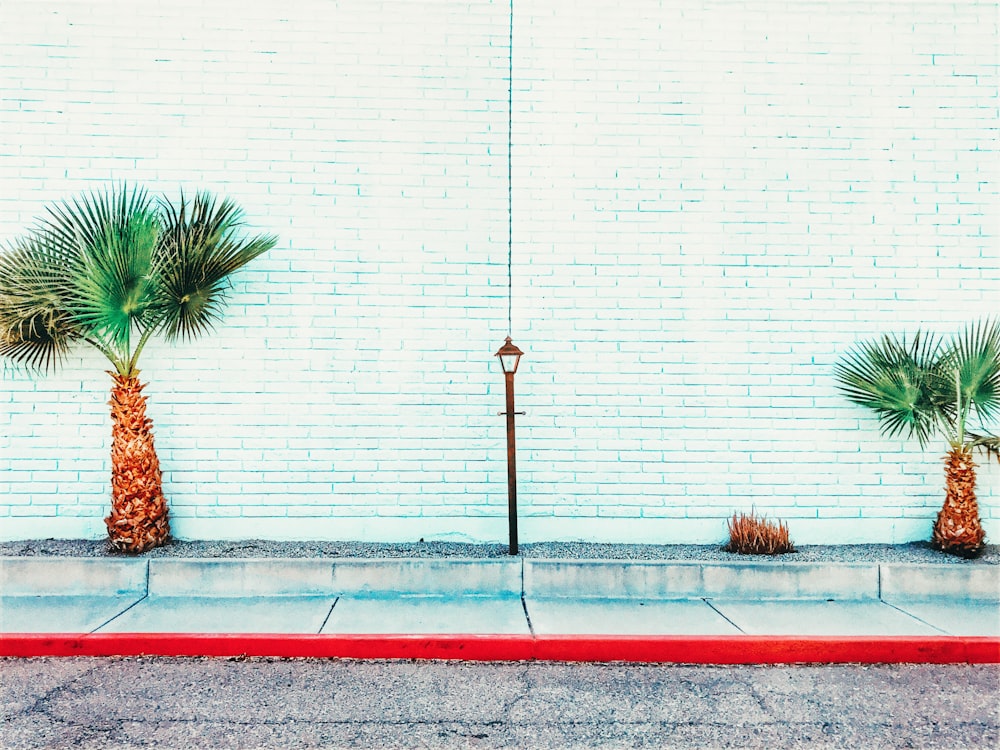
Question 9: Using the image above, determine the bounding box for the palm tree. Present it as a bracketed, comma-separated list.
[835, 320, 1000, 557]
[0, 185, 276, 553]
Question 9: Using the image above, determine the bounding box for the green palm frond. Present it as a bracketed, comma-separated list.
[836, 321, 1000, 452]
[151, 192, 276, 341]
[0, 235, 81, 371]
[38, 186, 161, 356]
[947, 318, 1000, 425]
[834, 330, 944, 447]
[2, 184, 275, 375]
[967, 432, 1000, 463]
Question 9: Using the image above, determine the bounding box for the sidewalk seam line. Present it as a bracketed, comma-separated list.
[703, 598, 746, 634]
[318, 597, 338, 634]
[879, 599, 950, 635]
[88, 593, 148, 634]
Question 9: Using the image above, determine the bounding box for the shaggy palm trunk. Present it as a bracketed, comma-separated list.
[104, 374, 170, 553]
[932, 446, 986, 557]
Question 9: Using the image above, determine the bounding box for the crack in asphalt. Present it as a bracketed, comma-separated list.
[6, 660, 998, 749]
[11, 661, 121, 747]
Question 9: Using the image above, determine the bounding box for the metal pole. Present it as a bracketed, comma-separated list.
[504, 370, 518, 555]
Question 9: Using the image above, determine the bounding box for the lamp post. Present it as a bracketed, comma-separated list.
[495, 336, 524, 555]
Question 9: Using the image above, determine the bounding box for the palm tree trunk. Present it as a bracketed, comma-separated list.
[932, 446, 986, 557]
[104, 374, 170, 553]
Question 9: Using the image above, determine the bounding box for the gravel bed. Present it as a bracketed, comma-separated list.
[1, 538, 997, 564]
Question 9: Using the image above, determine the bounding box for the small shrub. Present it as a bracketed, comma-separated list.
[724, 510, 795, 555]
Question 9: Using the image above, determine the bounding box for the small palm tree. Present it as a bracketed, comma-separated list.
[835, 320, 1000, 557]
[0, 185, 276, 553]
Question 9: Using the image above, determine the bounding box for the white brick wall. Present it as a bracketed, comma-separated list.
[1, 0, 996, 545]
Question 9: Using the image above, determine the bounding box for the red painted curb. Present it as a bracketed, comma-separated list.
[532, 636, 1000, 664]
[2, 633, 998, 663]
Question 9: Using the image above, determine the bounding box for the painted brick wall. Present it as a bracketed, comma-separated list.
[1, 0, 996, 545]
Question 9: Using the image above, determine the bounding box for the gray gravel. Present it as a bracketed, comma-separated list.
[1, 537, 996, 564]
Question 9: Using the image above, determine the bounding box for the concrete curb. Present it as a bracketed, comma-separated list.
[0, 558, 146, 597]
[880, 563, 1000, 602]
[4, 557, 998, 662]
[524, 560, 880, 600]
[4, 557, 997, 601]
[150, 559, 335, 597]
[330, 559, 522, 597]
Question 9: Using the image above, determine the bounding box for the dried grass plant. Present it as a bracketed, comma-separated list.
[725, 510, 795, 555]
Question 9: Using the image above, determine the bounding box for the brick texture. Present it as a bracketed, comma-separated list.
[1, 0, 996, 544]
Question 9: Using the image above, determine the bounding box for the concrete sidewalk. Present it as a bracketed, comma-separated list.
[2, 556, 998, 662]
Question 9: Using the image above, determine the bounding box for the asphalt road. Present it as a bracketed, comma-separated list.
[2, 658, 998, 749]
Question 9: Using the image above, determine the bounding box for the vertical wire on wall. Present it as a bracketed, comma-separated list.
[507, 0, 514, 335]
